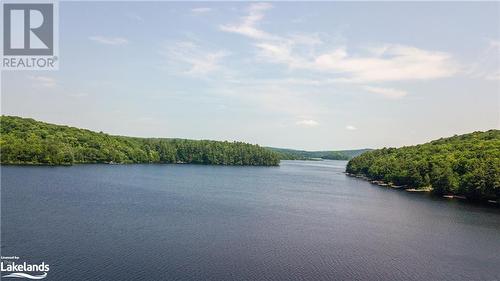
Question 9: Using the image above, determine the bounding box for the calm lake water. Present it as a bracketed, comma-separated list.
[1, 160, 499, 280]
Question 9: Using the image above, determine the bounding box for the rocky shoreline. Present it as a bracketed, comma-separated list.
[346, 172, 499, 205]
[345, 172, 415, 190]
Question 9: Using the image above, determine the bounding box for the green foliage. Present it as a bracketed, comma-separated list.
[346, 130, 500, 201]
[0, 116, 280, 166]
[268, 147, 371, 160]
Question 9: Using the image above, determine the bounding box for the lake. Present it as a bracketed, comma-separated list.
[1, 160, 499, 280]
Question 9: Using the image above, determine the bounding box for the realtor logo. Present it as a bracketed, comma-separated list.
[2, 2, 58, 70]
[3, 3, 53, 55]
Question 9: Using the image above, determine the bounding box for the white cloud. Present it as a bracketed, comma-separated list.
[465, 39, 500, 81]
[191, 7, 212, 14]
[220, 4, 459, 83]
[314, 45, 458, 82]
[253, 42, 458, 83]
[346, 125, 357, 131]
[89, 36, 129, 45]
[160, 41, 229, 76]
[362, 86, 407, 99]
[485, 72, 500, 81]
[489, 39, 500, 48]
[221, 4, 320, 52]
[254, 42, 299, 67]
[28, 76, 57, 88]
[296, 119, 319, 127]
[220, 3, 277, 40]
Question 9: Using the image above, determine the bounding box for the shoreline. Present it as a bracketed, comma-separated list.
[0, 161, 280, 167]
[344, 172, 499, 206]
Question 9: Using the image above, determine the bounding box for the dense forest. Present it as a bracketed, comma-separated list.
[0, 116, 280, 166]
[268, 147, 371, 160]
[346, 130, 500, 201]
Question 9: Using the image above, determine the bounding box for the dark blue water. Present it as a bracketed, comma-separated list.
[1, 161, 499, 280]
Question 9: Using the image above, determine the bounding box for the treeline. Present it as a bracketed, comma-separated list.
[268, 147, 371, 161]
[346, 130, 500, 201]
[0, 116, 280, 166]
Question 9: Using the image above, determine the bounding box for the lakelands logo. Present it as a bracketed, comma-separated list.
[2, 1, 59, 70]
[1, 256, 49, 280]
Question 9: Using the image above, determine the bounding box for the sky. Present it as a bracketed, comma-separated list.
[1, 1, 499, 150]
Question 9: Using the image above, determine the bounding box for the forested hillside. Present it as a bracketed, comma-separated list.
[346, 130, 500, 201]
[0, 116, 280, 166]
[268, 147, 371, 160]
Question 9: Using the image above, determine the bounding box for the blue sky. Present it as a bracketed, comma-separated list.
[1, 1, 499, 150]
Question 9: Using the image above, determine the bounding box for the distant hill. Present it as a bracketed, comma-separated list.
[0, 116, 280, 166]
[267, 147, 372, 160]
[346, 130, 500, 202]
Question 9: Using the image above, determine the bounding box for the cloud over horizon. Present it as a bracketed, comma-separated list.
[28, 76, 57, 88]
[362, 86, 408, 99]
[89, 36, 129, 45]
[160, 41, 230, 76]
[296, 119, 319, 127]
